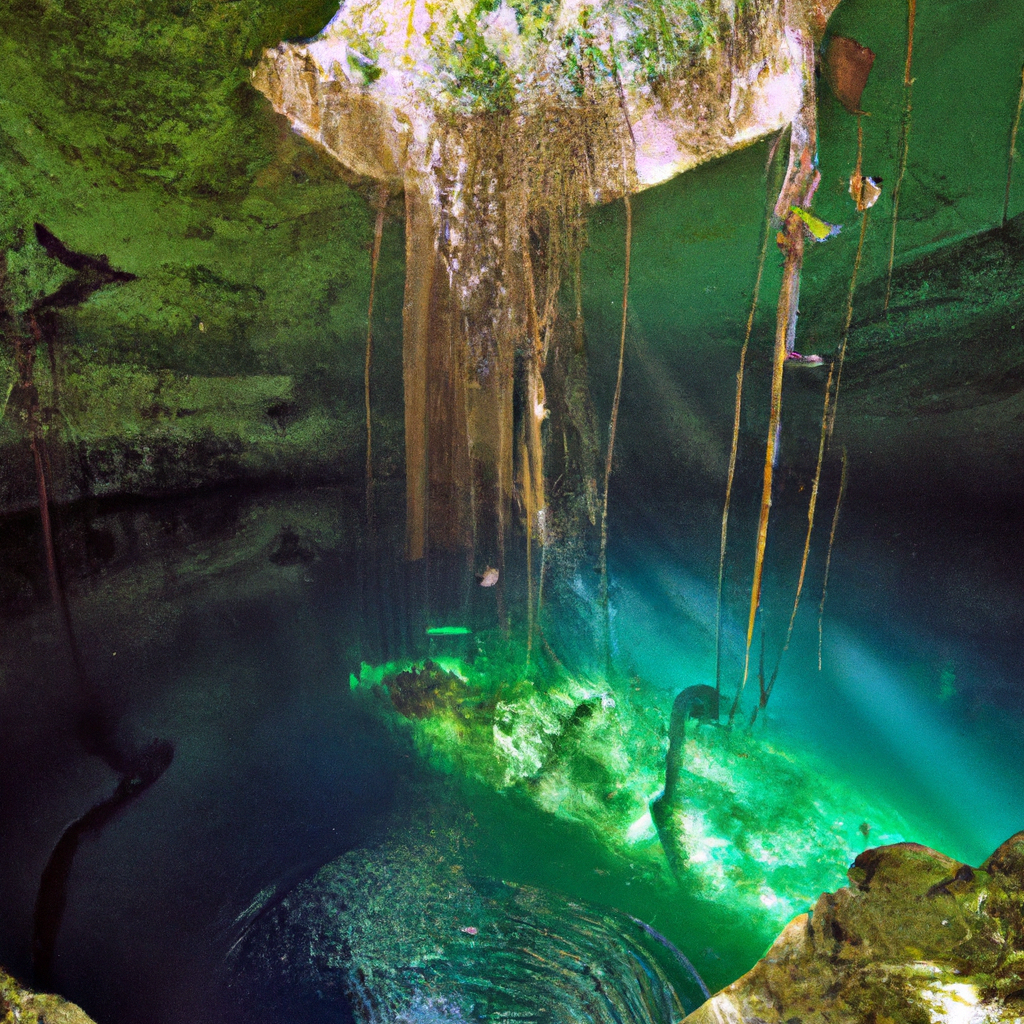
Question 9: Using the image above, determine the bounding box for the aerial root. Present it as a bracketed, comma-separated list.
[883, 0, 916, 311]
[819, 448, 848, 670]
[715, 129, 786, 709]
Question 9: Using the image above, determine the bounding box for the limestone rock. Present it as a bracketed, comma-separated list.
[684, 833, 1024, 1024]
[253, 0, 839, 196]
[0, 966, 98, 1024]
[251, 0, 841, 561]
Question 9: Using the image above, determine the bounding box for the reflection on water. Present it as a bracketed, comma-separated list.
[0, 481, 1022, 1023]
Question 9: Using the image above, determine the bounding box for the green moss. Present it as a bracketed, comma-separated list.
[435, 0, 516, 114]
[0, 0, 340, 198]
[0, 0, 409, 503]
[621, 0, 718, 85]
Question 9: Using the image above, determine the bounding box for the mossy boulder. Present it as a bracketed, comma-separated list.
[685, 832, 1024, 1023]
[0, 965, 98, 1024]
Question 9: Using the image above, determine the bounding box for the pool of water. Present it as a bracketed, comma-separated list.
[0, 478, 1021, 1023]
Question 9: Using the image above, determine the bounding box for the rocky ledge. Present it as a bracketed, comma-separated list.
[685, 832, 1024, 1024]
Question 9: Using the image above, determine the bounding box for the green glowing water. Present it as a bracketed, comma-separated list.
[349, 640, 925, 986]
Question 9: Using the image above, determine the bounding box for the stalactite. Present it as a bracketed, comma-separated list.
[714, 130, 786, 708]
[883, 0, 916, 312]
[818, 448, 848, 671]
[402, 184, 433, 562]
[522, 244, 550, 669]
[1004, 60, 1024, 227]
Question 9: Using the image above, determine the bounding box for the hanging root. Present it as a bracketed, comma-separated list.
[753, 362, 834, 726]
[729, 27, 821, 726]
[883, 0, 917, 311]
[598, 189, 631, 677]
[714, 130, 786, 708]
[365, 187, 388, 509]
[818, 447, 848, 670]
[1004, 60, 1024, 227]
[730, 250, 792, 727]
[752, 203, 871, 722]
[829, 208, 870, 437]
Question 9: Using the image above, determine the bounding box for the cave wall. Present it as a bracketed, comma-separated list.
[0, 0, 407, 512]
[1, 0, 1024, 517]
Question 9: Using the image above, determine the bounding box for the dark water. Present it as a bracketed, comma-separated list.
[0, 474, 1022, 1024]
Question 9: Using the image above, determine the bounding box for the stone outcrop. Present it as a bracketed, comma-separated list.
[684, 832, 1024, 1024]
[0, 966, 98, 1024]
[253, 0, 841, 562]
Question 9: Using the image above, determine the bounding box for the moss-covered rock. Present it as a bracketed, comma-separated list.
[0, 964, 98, 1024]
[685, 832, 1024, 1023]
[0, 0, 406, 512]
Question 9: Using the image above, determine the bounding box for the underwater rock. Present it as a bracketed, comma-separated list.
[353, 655, 912, 935]
[683, 832, 1024, 1024]
[0, 964, 98, 1024]
[231, 836, 705, 1022]
[385, 659, 469, 719]
[267, 525, 316, 566]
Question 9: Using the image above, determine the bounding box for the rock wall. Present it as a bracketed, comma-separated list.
[0, 965, 99, 1024]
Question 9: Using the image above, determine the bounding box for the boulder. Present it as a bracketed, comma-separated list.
[0, 965, 98, 1024]
[684, 832, 1024, 1023]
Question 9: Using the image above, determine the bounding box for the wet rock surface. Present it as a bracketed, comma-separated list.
[684, 832, 1024, 1024]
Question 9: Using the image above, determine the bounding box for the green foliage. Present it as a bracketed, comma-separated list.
[505, 0, 556, 39]
[561, 9, 619, 99]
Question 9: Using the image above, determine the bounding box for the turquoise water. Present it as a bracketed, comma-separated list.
[0, 474, 1021, 1023]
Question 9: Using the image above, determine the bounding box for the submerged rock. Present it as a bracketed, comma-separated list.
[352, 655, 911, 936]
[0, 965, 98, 1024]
[684, 832, 1024, 1023]
[231, 835, 706, 1022]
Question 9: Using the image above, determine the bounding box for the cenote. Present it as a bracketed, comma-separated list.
[2, 0, 1024, 1021]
